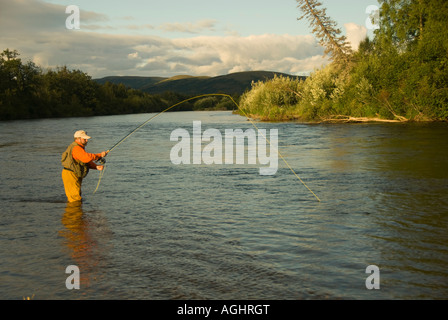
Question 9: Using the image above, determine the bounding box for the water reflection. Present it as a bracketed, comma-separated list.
[60, 201, 100, 289]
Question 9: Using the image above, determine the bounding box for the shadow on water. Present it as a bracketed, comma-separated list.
[0, 142, 23, 148]
[11, 198, 68, 204]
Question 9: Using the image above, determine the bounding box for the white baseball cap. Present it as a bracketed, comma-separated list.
[74, 130, 91, 140]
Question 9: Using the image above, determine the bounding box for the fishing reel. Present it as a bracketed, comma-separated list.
[98, 158, 106, 165]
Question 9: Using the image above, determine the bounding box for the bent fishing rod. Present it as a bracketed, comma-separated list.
[93, 93, 321, 202]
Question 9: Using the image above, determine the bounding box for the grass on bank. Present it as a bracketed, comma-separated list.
[237, 66, 442, 123]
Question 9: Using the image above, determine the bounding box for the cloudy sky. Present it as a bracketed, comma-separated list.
[0, 0, 379, 78]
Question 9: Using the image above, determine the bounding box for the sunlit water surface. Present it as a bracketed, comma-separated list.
[1, 111, 447, 299]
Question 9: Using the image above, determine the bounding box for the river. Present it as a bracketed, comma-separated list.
[1, 111, 447, 299]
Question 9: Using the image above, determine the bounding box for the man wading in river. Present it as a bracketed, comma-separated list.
[61, 130, 109, 203]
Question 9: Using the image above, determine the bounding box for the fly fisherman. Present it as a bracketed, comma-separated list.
[61, 130, 109, 203]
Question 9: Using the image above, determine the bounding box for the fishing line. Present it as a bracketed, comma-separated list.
[93, 93, 321, 202]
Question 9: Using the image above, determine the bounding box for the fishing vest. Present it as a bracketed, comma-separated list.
[61, 142, 89, 179]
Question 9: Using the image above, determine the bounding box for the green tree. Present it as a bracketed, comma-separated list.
[370, 0, 448, 119]
[296, 0, 353, 66]
[0, 49, 42, 119]
[42, 66, 97, 117]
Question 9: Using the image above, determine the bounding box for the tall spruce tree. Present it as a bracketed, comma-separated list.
[296, 0, 353, 66]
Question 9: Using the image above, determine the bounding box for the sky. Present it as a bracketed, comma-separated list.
[0, 0, 380, 78]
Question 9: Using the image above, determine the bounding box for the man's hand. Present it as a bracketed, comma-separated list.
[100, 150, 109, 158]
[97, 165, 105, 171]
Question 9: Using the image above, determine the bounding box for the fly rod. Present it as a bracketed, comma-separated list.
[93, 93, 321, 202]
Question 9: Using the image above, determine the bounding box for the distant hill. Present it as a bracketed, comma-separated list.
[94, 71, 306, 95]
[94, 76, 165, 89]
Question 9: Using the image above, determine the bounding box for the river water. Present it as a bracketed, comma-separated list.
[1, 111, 447, 300]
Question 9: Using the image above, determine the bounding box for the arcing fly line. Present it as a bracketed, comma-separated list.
[93, 93, 321, 202]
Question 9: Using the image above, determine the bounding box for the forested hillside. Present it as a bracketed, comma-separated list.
[0, 49, 297, 121]
[94, 71, 304, 95]
[0, 49, 235, 120]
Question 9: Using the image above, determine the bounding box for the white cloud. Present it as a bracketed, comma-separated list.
[0, 0, 108, 34]
[0, 0, 328, 78]
[344, 23, 367, 51]
[127, 52, 139, 59]
[125, 34, 326, 77]
[159, 19, 217, 34]
[169, 34, 327, 76]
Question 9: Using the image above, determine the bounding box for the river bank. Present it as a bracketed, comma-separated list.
[235, 109, 444, 124]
